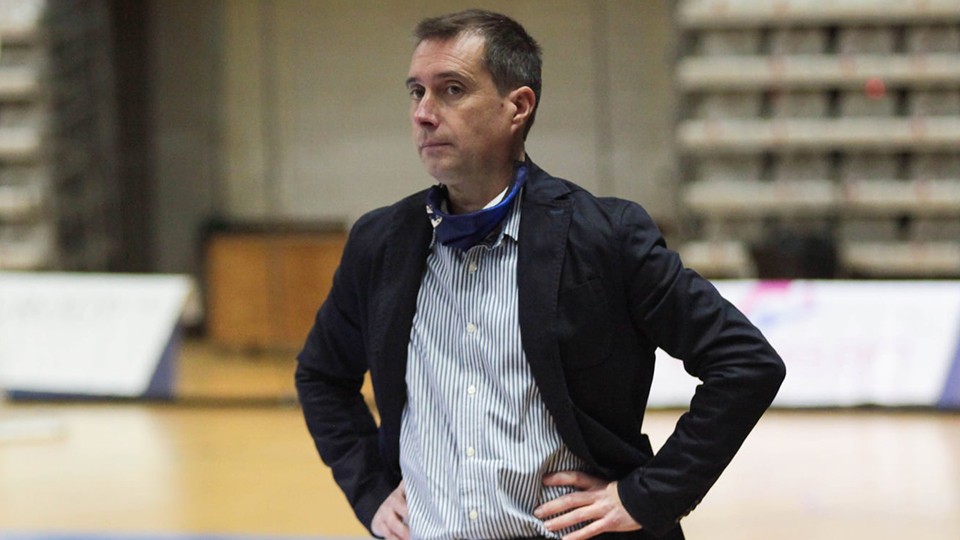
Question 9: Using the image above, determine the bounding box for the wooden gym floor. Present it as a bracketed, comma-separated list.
[1, 340, 959, 540]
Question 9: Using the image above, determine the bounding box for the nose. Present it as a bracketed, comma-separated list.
[413, 93, 438, 128]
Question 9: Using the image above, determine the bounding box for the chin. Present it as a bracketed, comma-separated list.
[421, 161, 455, 183]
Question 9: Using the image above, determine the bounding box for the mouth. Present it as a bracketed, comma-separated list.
[419, 141, 450, 151]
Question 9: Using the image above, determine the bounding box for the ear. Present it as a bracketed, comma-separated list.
[507, 86, 536, 134]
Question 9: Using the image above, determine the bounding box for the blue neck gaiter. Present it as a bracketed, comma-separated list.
[426, 163, 527, 251]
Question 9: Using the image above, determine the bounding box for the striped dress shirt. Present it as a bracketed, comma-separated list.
[400, 192, 589, 540]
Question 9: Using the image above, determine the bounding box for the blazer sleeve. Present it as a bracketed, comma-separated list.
[294, 222, 396, 532]
[612, 202, 786, 536]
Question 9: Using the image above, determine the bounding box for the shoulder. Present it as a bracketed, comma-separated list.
[337, 188, 431, 272]
[347, 189, 429, 243]
[526, 161, 661, 238]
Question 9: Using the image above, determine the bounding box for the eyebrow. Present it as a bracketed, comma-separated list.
[405, 71, 470, 89]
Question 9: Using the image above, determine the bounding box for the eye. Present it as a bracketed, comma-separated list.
[445, 84, 464, 96]
[408, 86, 425, 100]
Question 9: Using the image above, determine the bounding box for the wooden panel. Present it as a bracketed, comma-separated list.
[204, 228, 346, 350]
[277, 233, 346, 347]
[205, 234, 274, 347]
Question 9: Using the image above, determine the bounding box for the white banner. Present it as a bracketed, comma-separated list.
[649, 281, 960, 408]
[0, 272, 194, 397]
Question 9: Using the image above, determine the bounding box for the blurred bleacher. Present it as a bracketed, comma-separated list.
[676, 0, 960, 279]
[0, 0, 119, 272]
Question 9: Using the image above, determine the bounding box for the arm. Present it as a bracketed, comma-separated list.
[534, 201, 783, 539]
[615, 202, 786, 535]
[295, 240, 397, 532]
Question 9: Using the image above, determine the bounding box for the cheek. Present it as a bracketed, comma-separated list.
[471, 113, 511, 145]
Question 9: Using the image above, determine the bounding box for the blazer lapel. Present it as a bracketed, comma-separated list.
[369, 195, 432, 470]
[517, 164, 596, 468]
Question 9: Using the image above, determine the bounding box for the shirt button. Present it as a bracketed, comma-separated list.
[466, 446, 475, 457]
[468, 509, 479, 521]
[468, 261, 478, 273]
[466, 322, 477, 334]
[467, 384, 477, 396]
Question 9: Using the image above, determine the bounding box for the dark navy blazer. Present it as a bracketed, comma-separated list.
[296, 159, 785, 539]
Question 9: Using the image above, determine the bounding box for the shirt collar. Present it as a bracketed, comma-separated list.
[499, 187, 522, 242]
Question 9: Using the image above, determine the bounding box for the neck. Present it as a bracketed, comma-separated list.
[445, 149, 525, 214]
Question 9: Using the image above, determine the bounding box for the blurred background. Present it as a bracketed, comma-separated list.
[0, 0, 959, 539]
[7, 0, 960, 283]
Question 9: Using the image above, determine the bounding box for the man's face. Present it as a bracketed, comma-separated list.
[406, 33, 517, 186]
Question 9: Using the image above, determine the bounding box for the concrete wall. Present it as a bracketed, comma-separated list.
[150, 0, 677, 275]
[149, 0, 224, 275]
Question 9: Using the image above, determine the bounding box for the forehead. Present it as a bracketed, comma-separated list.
[407, 33, 488, 82]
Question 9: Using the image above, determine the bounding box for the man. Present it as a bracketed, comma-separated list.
[296, 9, 784, 540]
